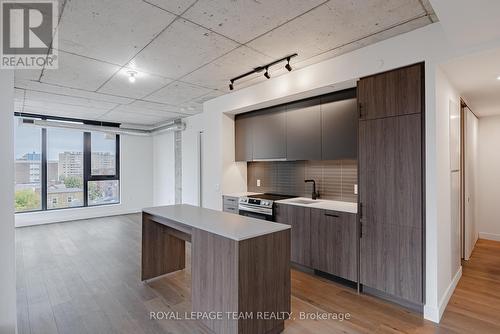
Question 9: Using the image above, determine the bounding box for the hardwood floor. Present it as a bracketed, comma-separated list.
[16, 215, 500, 334]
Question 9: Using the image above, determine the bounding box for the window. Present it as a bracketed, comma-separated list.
[47, 128, 84, 209]
[14, 115, 120, 213]
[14, 120, 42, 212]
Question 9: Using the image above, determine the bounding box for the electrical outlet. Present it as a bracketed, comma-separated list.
[354, 184, 358, 195]
[257, 179, 261, 187]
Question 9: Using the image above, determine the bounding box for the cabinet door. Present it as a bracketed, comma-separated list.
[286, 98, 321, 161]
[275, 204, 311, 267]
[321, 97, 358, 160]
[235, 114, 253, 161]
[358, 63, 422, 120]
[252, 106, 287, 160]
[359, 113, 423, 304]
[310, 209, 357, 281]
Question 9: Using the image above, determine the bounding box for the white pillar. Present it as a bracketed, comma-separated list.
[0, 70, 16, 333]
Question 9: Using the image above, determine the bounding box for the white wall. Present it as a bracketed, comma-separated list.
[478, 116, 500, 241]
[0, 71, 16, 333]
[153, 131, 175, 205]
[15, 134, 154, 226]
[434, 68, 462, 318]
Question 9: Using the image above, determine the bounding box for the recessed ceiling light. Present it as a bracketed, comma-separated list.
[497, 75, 500, 80]
[127, 71, 137, 83]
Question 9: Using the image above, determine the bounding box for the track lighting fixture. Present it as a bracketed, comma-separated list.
[285, 57, 292, 72]
[228, 53, 298, 90]
[264, 67, 271, 79]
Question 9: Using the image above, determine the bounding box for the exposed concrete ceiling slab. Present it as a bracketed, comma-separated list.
[15, 0, 437, 126]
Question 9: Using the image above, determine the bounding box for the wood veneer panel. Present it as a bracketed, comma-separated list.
[192, 229, 239, 334]
[358, 63, 422, 120]
[141, 213, 186, 281]
[238, 229, 291, 334]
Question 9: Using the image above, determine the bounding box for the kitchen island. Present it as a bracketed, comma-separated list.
[142, 204, 291, 334]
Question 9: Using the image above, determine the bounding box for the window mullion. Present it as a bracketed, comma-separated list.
[83, 132, 91, 207]
[41, 128, 47, 211]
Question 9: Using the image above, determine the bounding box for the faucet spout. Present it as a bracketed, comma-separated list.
[304, 179, 319, 200]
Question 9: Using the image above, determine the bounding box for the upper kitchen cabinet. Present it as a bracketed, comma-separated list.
[321, 91, 358, 160]
[358, 63, 423, 120]
[235, 113, 254, 162]
[286, 98, 321, 161]
[252, 106, 287, 160]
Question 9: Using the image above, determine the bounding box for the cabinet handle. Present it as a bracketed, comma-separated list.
[358, 102, 363, 119]
[324, 213, 340, 218]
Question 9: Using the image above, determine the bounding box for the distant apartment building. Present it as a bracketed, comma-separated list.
[58, 152, 83, 178]
[91, 152, 115, 175]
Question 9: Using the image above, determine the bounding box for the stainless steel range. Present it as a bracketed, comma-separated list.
[238, 193, 296, 221]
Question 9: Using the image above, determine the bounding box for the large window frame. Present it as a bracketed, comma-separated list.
[14, 112, 121, 213]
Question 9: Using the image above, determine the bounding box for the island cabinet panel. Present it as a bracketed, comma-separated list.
[285, 98, 322, 161]
[235, 114, 254, 162]
[310, 209, 358, 282]
[358, 63, 424, 307]
[252, 106, 287, 160]
[275, 203, 311, 267]
[321, 96, 358, 160]
[141, 213, 187, 281]
[358, 63, 422, 120]
[192, 228, 290, 334]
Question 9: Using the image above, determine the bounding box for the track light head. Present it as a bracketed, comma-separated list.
[285, 57, 292, 72]
[229, 80, 234, 91]
[264, 67, 271, 79]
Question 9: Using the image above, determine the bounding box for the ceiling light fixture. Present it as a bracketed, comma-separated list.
[497, 75, 500, 80]
[128, 71, 137, 83]
[285, 57, 292, 72]
[264, 67, 271, 79]
[228, 53, 298, 90]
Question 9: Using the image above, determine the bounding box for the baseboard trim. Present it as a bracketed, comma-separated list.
[424, 266, 462, 323]
[479, 232, 500, 242]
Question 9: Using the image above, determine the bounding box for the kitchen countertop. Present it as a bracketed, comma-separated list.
[223, 192, 262, 198]
[143, 204, 290, 241]
[275, 197, 358, 214]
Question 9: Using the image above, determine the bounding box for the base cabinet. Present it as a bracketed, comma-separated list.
[275, 203, 357, 282]
[310, 209, 357, 282]
[275, 203, 311, 267]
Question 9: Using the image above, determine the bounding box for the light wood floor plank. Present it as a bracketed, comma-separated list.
[15, 214, 500, 334]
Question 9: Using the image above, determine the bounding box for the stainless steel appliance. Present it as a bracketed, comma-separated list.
[238, 193, 296, 221]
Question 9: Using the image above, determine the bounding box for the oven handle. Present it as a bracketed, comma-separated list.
[238, 204, 273, 215]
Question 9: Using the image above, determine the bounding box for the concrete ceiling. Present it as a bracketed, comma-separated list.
[15, 0, 437, 126]
[442, 47, 500, 117]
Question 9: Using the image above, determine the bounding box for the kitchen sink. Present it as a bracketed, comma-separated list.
[288, 199, 319, 205]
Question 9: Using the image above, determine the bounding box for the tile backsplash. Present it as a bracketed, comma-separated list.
[247, 160, 358, 203]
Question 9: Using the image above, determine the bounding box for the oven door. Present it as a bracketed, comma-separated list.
[238, 204, 274, 221]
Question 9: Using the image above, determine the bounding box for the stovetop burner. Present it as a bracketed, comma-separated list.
[248, 193, 297, 201]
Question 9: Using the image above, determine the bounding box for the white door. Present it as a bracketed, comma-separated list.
[464, 108, 478, 260]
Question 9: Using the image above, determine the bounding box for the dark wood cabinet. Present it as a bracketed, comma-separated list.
[358, 63, 422, 120]
[252, 106, 287, 160]
[358, 63, 424, 306]
[321, 95, 358, 160]
[234, 89, 358, 161]
[310, 208, 357, 281]
[235, 114, 254, 162]
[275, 203, 311, 267]
[286, 98, 321, 161]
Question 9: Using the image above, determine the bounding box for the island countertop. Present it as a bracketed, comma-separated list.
[143, 204, 290, 241]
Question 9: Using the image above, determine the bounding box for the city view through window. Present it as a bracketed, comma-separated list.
[14, 119, 120, 213]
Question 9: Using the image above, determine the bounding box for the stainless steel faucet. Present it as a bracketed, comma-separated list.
[304, 179, 319, 200]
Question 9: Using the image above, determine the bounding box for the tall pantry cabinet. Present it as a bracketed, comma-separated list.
[357, 63, 425, 308]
